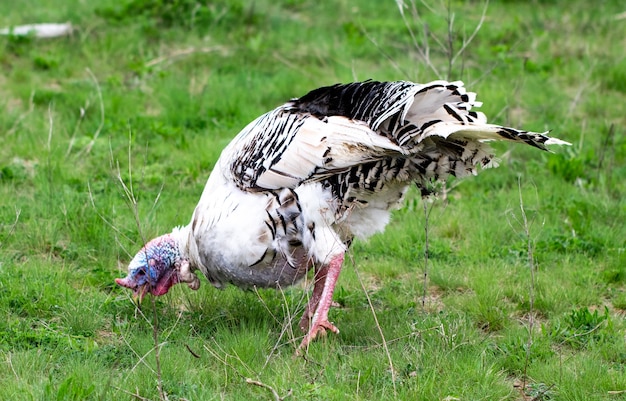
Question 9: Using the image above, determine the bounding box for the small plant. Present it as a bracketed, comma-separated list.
[549, 306, 612, 348]
[525, 382, 556, 401]
[496, 334, 554, 374]
[612, 291, 626, 311]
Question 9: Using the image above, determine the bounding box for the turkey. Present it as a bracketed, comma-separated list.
[116, 80, 568, 350]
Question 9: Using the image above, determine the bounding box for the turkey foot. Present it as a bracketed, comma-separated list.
[177, 259, 200, 290]
[298, 253, 344, 352]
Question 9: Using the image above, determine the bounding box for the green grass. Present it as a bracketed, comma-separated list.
[1, 0, 626, 399]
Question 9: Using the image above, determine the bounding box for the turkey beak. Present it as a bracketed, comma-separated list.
[116, 277, 148, 306]
[132, 285, 149, 306]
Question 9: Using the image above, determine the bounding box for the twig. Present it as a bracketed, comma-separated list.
[396, 0, 440, 77]
[203, 342, 246, 377]
[449, 0, 489, 71]
[259, 283, 305, 368]
[566, 69, 595, 119]
[445, 0, 454, 79]
[596, 123, 615, 186]
[161, 310, 185, 343]
[245, 378, 293, 401]
[113, 386, 153, 401]
[356, 370, 361, 400]
[396, 0, 488, 79]
[185, 343, 201, 359]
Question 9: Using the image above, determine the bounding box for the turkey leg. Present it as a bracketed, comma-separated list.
[298, 253, 344, 351]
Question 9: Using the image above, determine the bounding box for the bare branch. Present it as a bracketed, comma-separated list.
[450, 0, 489, 68]
[245, 378, 293, 401]
[396, 0, 441, 77]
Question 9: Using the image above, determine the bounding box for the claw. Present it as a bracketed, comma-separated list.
[299, 320, 339, 350]
[296, 253, 344, 354]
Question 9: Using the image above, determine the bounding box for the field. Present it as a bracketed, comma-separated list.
[1, 0, 625, 399]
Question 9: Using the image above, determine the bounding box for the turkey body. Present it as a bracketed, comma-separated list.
[117, 80, 568, 350]
[182, 80, 562, 291]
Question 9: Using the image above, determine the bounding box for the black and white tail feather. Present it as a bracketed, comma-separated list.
[223, 80, 569, 200]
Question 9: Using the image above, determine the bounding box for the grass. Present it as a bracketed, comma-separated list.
[1, 0, 626, 399]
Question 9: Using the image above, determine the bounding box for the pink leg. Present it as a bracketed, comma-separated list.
[298, 253, 344, 352]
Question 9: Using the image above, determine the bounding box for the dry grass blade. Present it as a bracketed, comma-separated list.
[145, 46, 225, 68]
[257, 284, 306, 368]
[46, 103, 54, 152]
[121, 333, 158, 376]
[245, 378, 293, 401]
[203, 338, 272, 391]
[421, 200, 434, 310]
[113, 127, 170, 400]
[79, 68, 105, 156]
[360, 27, 412, 79]
[87, 181, 135, 247]
[507, 177, 545, 389]
[517, 177, 535, 388]
[6, 90, 35, 136]
[113, 386, 157, 401]
[348, 253, 397, 397]
[0, 207, 20, 249]
[5, 352, 19, 381]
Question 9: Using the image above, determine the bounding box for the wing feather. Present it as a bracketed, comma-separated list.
[224, 109, 404, 191]
[220, 80, 568, 193]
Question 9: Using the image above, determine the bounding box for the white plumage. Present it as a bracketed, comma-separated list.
[116, 80, 568, 350]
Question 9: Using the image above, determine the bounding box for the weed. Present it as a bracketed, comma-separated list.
[525, 382, 556, 401]
[549, 307, 613, 349]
